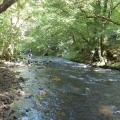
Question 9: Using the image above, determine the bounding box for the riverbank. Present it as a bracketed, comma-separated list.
[68, 58, 120, 71]
[90, 61, 120, 71]
[97, 62, 120, 71]
[0, 62, 25, 120]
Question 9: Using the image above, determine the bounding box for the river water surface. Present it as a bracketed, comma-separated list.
[8, 57, 120, 120]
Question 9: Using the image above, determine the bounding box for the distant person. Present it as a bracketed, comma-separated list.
[27, 49, 32, 64]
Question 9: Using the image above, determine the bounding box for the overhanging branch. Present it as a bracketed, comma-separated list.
[112, 2, 120, 10]
[87, 15, 120, 26]
[78, 1, 120, 26]
[0, 0, 17, 13]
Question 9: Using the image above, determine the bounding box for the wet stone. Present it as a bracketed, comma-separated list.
[24, 95, 33, 99]
[18, 77, 25, 82]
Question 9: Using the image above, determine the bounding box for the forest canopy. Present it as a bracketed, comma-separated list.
[0, 0, 120, 65]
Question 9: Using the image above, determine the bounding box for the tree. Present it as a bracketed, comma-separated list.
[0, 0, 29, 60]
[0, 0, 119, 64]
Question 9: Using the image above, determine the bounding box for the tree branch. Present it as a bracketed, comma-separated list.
[0, 0, 17, 13]
[87, 15, 120, 26]
[78, 1, 120, 26]
[112, 2, 120, 10]
[108, 2, 120, 18]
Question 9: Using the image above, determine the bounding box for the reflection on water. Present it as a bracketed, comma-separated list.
[9, 57, 120, 120]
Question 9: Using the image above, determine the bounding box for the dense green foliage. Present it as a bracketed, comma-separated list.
[0, 0, 120, 64]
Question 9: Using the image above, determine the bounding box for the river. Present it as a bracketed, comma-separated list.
[7, 57, 120, 120]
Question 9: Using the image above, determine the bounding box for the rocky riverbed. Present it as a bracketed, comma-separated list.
[1, 57, 120, 120]
[0, 62, 25, 120]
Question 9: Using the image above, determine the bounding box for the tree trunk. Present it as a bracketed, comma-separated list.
[2, 42, 15, 61]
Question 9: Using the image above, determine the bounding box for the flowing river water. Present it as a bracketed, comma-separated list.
[7, 57, 120, 120]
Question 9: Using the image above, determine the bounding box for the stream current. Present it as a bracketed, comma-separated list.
[8, 57, 120, 120]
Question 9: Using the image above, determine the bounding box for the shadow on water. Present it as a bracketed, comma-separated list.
[7, 57, 120, 120]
